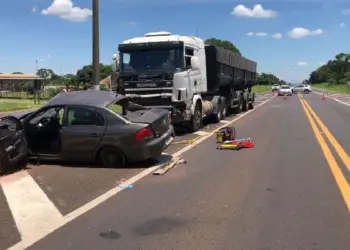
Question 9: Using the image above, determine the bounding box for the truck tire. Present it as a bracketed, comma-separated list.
[222, 102, 228, 118]
[190, 102, 202, 132]
[242, 94, 248, 112]
[248, 93, 254, 109]
[213, 102, 222, 123]
[248, 102, 254, 110]
[231, 100, 241, 114]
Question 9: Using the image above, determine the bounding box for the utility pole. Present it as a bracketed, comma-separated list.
[92, 0, 100, 90]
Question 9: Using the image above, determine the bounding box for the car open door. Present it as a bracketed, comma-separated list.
[0, 116, 28, 174]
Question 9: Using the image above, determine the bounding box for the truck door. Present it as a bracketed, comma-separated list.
[0, 116, 28, 174]
[185, 46, 202, 94]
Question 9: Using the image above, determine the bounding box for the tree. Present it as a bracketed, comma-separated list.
[204, 38, 241, 55]
[308, 53, 350, 85]
[76, 63, 113, 87]
[36, 68, 55, 79]
[12, 72, 23, 74]
[256, 72, 281, 85]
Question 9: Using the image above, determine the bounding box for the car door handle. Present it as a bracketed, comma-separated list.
[90, 133, 99, 137]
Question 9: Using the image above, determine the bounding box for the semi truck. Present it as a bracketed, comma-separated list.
[112, 31, 257, 132]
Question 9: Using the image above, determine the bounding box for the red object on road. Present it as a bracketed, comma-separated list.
[229, 139, 254, 148]
[322, 93, 326, 100]
[240, 141, 255, 148]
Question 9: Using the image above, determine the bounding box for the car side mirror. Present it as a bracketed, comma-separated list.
[190, 56, 200, 70]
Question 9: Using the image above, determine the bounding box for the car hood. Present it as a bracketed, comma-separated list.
[9, 109, 36, 119]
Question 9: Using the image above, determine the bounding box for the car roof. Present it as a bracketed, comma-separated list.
[44, 90, 128, 107]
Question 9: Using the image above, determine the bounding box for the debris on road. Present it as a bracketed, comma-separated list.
[172, 136, 201, 145]
[216, 126, 236, 143]
[216, 137, 255, 150]
[116, 178, 133, 189]
[322, 93, 326, 100]
[153, 156, 187, 175]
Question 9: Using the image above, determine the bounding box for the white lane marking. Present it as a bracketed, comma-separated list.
[193, 130, 209, 136]
[219, 120, 230, 124]
[1, 171, 63, 244]
[314, 91, 350, 107]
[8, 96, 275, 250]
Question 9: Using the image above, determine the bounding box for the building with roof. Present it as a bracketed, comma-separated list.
[0, 73, 43, 99]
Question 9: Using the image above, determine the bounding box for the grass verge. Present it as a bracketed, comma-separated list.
[252, 85, 271, 93]
[312, 83, 350, 94]
[0, 99, 45, 112]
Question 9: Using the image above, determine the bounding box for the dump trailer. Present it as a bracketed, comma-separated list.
[114, 31, 257, 132]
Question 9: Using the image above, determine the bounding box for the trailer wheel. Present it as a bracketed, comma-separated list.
[242, 97, 248, 112]
[222, 102, 228, 118]
[248, 102, 254, 110]
[190, 102, 202, 132]
[213, 102, 222, 123]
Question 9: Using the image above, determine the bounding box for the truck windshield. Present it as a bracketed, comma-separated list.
[120, 48, 183, 73]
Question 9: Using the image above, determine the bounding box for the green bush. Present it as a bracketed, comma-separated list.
[47, 88, 63, 98]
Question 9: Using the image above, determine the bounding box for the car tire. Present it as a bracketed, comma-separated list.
[99, 146, 127, 168]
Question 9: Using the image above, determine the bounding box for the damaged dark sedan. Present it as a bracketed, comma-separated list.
[0, 90, 174, 173]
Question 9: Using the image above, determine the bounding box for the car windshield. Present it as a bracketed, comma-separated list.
[120, 47, 184, 74]
[281, 86, 290, 89]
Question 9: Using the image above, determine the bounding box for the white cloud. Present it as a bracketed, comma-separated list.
[32, 6, 38, 12]
[41, 0, 92, 22]
[272, 33, 282, 39]
[231, 4, 277, 18]
[287, 27, 323, 39]
[297, 62, 308, 66]
[47, 54, 51, 58]
[342, 9, 350, 14]
[340, 22, 345, 27]
[255, 32, 267, 36]
[246, 32, 267, 37]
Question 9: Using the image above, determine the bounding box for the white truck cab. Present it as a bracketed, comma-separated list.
[115, 31, 257, 131]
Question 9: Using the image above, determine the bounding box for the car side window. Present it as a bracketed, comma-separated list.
[67, 106, 105, 126]
[29, 107, 64, 125]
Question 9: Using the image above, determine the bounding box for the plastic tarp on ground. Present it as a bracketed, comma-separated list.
[214, 46, 257, 73]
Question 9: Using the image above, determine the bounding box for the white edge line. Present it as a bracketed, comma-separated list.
[314, 91, 350, 107]
[8, 96, 274, 250]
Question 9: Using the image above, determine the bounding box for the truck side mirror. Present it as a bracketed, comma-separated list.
[190, 56, 200, 70]
[112, 54, 119, 72]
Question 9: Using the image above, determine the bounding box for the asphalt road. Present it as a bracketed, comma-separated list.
[2, 92, 350, 250]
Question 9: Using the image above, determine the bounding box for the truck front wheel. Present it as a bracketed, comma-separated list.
[190, 103, 202, 132]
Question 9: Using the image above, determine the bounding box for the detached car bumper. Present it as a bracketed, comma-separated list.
[125, 125, 175, 163]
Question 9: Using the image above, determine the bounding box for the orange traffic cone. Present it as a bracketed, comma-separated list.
[322, 93, 326, 100]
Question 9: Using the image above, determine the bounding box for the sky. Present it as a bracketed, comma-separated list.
[0, 0, 349, 83]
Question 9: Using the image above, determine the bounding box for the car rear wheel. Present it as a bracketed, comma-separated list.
[99, 147, 127, 168]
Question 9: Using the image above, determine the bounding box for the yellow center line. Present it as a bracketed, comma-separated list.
[297, 94, 350, 212]
[302, 98, 350, 173]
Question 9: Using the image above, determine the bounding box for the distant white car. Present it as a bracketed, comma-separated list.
[278, 85, 293, 96]
[304, 84, 312, 93]
[271, 84, 280, 91]
[293, 84, 305, 93]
